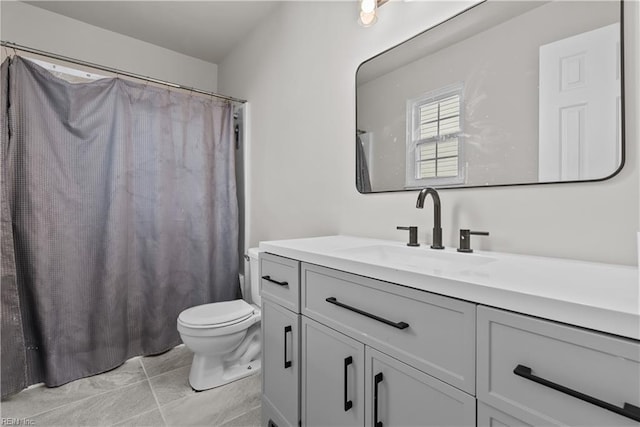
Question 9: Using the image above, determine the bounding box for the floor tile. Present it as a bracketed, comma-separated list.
[162, 373, 261, 427]
[148, 365, 193, 406]
[1, 359, 147, 419]
[2, 348, 263, 427]
[220, 406, 261, 427]
[111, 408, 166, 427]
[30, 380, 157, 426]
[141, 345, 193, 379]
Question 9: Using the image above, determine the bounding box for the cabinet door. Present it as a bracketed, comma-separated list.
[262, 300, 300, 427]
[365, 347, 475, 427]
[301, 317, 365, 427]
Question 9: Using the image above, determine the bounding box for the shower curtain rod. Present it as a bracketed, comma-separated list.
[1, 41, 247, 104]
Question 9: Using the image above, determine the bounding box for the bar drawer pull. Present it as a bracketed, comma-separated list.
[283, 325, 292, 369]
[344, 356, 353, 411]
[513, 364, 640, 422]
[374, 372, 384, 427]
[262, 275, 288, 287]
[325, 297, 409, 330]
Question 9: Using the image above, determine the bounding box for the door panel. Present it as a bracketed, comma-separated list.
[365, 347, 475, 427]
[301, 317, 365, 427]
[262, 301, 299, 427]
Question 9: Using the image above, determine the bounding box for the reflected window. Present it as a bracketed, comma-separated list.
[406, 83, 465, 188]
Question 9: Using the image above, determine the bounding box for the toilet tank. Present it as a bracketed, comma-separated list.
[247, 247, 261, 307]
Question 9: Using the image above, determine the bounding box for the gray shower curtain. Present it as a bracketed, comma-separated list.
[356, 135, 372, 193]
[1, 58, 28, 398]
[1, 56, 239, 398]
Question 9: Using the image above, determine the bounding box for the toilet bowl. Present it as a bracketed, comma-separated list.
[177, 248, 262, 391]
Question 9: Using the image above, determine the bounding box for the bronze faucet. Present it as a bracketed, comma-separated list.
[416, 188, 444, 249]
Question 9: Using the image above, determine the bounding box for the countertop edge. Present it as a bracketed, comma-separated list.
[259, 238, 640, 341]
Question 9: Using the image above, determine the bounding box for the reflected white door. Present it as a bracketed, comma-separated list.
[538, 23, 621, 181]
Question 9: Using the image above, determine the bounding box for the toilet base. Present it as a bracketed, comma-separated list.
[179, 306, 262, 392]
[189, 356, 261, 391]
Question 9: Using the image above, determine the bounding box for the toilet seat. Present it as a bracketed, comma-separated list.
[178, 300, 255, 329]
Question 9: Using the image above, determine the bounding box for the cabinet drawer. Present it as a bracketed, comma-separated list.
[260, 253, 300, 313]
[477, 306, 640, 426]
[301, 263, 476, 394]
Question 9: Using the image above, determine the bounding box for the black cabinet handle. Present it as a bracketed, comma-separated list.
[344, 356, 353, 411]
[262, 275, 288, 287]
[325, 297, 409, 330]
[374, 372, 384, 427]
[283, 325, 292, 369]
[514, 365, 640, 422]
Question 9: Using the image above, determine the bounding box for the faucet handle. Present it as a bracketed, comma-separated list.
[397, 226, 420, 247]
[457, 229, 489, 253]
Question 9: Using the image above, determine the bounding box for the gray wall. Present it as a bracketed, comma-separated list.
[2, 1, 637, 266]
[357, 1, 619, 191]
[220, 0, 639, 266]
[0, 1, 218, 92]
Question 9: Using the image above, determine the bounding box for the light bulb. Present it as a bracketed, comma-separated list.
[359, 9, 377, 27]
[361, 0, 376, 14]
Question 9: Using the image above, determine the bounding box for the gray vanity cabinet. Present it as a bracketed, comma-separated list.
[301, 317, 365, 427]
[260, 243, 640, 427]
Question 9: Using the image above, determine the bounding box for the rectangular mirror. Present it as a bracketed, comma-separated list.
[356, 0, 624, 193]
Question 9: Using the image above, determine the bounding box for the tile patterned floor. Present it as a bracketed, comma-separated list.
[0, 346, 261, 427]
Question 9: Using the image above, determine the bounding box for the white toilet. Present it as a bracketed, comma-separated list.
[177, 248, 262, 391]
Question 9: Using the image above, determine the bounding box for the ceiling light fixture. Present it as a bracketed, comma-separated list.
[359, 0, 387, 27]
[359, 0, 377, 27]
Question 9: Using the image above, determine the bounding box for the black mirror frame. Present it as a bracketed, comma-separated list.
[354, 0, 626, 194]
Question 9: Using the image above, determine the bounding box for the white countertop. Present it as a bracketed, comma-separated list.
[259, 235, 640, 340]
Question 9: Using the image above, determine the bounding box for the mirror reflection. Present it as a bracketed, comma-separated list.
[356, 1, 623, 193]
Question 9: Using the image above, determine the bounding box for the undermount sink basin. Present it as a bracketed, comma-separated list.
[334, 244, 496, 270]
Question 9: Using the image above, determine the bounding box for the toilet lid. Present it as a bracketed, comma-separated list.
[178, 299, 254, 327]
